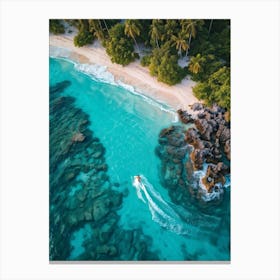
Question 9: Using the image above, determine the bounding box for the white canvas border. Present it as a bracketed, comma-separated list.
[0, 0, 279, 279]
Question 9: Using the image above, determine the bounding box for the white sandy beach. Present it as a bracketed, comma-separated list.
[49, 34, 198, 111]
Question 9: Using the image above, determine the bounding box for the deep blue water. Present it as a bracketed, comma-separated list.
[49, 56, 230, 261]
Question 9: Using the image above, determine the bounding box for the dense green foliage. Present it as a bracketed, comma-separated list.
[73, 20, 94, 47]
[157, 55, 185, 85]
[52, 19, 230, 109]
[74, 30, 94, 47]
[148, 42, 185, 85]
[140, 55, 152, 67]
[193, 66, 230, 110]
[187, 20, 230, 110]
[49, 20, 65, 34]
[105, 23, 135, 66]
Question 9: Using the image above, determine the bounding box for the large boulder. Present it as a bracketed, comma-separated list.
[159, 126, 176, 138]
[177, 109, 194, 124]
[190, 149, 204, 170]
[166, 145, 186, 159]
[50, 80, 71, 94]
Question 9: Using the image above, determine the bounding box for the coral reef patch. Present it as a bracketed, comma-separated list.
[49, 80, 159, 260]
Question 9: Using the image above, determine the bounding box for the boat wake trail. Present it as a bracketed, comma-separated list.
[132, 175, 192, 236]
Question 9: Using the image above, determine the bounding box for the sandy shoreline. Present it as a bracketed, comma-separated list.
[49, 34, 198, 111]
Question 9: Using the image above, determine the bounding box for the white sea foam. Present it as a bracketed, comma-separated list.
[50, 46, 71, 59]
[193, 163, 230, 202]
[75, 62, 179, 122]
[74, 63, 116, 85]
[132, 175, 191, 235]
[51, 50, 178, 122]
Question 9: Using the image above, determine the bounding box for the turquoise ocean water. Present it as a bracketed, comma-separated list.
[50, 56, 230, 261]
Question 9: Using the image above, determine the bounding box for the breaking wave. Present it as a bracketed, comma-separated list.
[50, 46, 178, 122]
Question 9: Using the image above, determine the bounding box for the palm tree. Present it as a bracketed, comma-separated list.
[181, 19, 204, 57]
[88, 19, 105, 41]
[208, 19, 213, 36]
[149, 19, 164, 49]
[188, 54, 206, 74]
[164, 20, 179, 42]
[124, 19, 141, 53]
[171, 33, 189, 58]
[102, 19, 109, 34]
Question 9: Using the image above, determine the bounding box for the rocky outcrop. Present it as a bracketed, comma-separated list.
[178, 103, 230, 200]
[177, 109, 194, 124]
[201, 163, 228, 192]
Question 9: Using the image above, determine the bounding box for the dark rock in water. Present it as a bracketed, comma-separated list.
[97, 171, 108, 181]
[158, 137, 168, 145]
[84, 210, 93, 221]
[92, 199, 110, 222]
[49, 81, 160, 261]
[72, 132, 86, 142]
[96, 245, 118, 257]
[64, 172, 76, 182]
[159, 126, 176, 138]
[98, 215, 118, 243]
[92, 150, 103, 159]
[50, 80, 71, 94]
[166, 145, 185, 159]
[177, 109, 194, 124]
[67, 213, 78, 226]
[76, 188, 88, 202]
[96, 164, 108, 172]
[89, 188, 107, 200]
[167, 136, 185, 147]
[156, 103, 230, 205]
[156, 125, 189, 200]
[184, 104, 230, 198]
[65, 196, 80, 210]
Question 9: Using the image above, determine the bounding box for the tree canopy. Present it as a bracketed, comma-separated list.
[49, 20, 65, 34]
[193, 66, 230, 110]
[105, 23, 135, 66]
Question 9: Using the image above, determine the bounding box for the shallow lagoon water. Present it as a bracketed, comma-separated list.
[50, 57, 230, 261]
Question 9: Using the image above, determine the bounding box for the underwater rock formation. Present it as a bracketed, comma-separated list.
[49, 80, 159, 261]
[155, 125, 190, 206]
